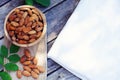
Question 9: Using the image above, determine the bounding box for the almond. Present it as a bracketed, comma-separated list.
[38, 15, 42, 21]
[38, 21, 43, 27]
[33, 69, 40, 74]
[32, 14, 38, 21]
[12, 36, 16, 41]
[11, 21, 19, 27]
[28, 30, 36, 35]
[9, 14, 16, 21]
[29, 17, 35, 22]
[22, 12, 28, 19]
[33, 57, 37, 65]
[9, 31, 14, 36]
[20, 55, 27, 63]
[6, 23, 11, 31]
[20, 8, 32, 16]
[28, 64, 37, 69]
[35, 26, 43, 32]
[19, 18, 24, 26]
[9, 26, 16, 31]
[37, 66, 45, 73]
[14, 18, 20, 22]
[16, 70, 22, 79]
[14, 8, 20, 13]
[22, 71, 31, 77]
[23, 66, 31, 72]
[24, 16, 29, 25]
[32, 22, 37, 28]
[24, 49, 31, 58]
[27, 56, 34, 61]
[23, 61, 31, 65]
[26, 22, 32, 27]
[18, 40, 27, 44]
[29, 38, 36, 43]
[23, 35, 29, 40]
[32, 9, 39, 15]
[36, 32, 42, 38]
[31, 71, 39, 79]
[23, 27, 31, 33]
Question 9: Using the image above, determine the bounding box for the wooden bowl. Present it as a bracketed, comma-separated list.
[4, 5, 47, 47]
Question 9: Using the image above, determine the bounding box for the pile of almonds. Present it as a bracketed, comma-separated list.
[6, 7, 44, 44]
[17, 49, 45, 79]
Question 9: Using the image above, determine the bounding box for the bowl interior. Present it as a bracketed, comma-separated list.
[4, 5, 47, 47]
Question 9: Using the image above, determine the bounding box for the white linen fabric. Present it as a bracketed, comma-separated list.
[48, 0, 120, 80]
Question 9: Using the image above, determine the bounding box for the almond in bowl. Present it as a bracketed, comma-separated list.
[4, 5, 47, 47]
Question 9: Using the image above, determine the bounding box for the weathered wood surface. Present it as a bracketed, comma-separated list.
[0, 0, 81, 80]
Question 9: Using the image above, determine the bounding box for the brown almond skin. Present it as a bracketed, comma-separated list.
[16, 70, 22, 79]
[31, 71, 39, 79]
[23, 66, 31, 72]
[33, 57, 37, 65]
[23, 61, 31, 65]
[27, 56, 34, 61]
[28, 64, 37, 69]
[33, 69, 40, 74]
[24, 49, 31, 58]
[29, 38, 36, 43]
[19, 18, 24, 26]
[37, 66, 45, 73]
[22, 71, 31, 77]
[20, 55, 26, 63]
[18, 40, 27, 44]
[11, 21, 19, 27]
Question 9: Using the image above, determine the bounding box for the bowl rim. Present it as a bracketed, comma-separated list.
[4, 5, 47, 47]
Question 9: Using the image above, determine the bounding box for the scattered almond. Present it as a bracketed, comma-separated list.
[33, 69, 40, 74]
[31, 71, 39, 79]
[33, 57, 37, 65]
[16, 70, 22, 79]
[37, 66, 45, 73]
[20, 55, 26, 63]
[22, 71, 31, 77]
[23, 66, 31, 72]
[24, 49, 31, 58]
[23, 61, 31, 65]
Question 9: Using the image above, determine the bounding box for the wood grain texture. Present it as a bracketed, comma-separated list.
[0, 0, 81, 80]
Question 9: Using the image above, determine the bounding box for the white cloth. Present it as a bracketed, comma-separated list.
[48, 0, 120, 80]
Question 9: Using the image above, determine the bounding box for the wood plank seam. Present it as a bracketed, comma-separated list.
[47, 66, 62, 76]
[43, 0, 67, 13]
[0, 0, 11, 7]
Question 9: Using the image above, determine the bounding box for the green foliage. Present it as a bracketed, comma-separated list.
[4, 63, 18, 71]
[25, 0, 50, 7]
[0, 72, 12, 80]
[25, 0, 33, 5]
[0, 44, 20, 80]
[0, 45, 8, 57]
[34, 0, 50, 7]
[0, 56, 4, 65]
[8, 54, 20, 63]
[10, 44, 20, 53]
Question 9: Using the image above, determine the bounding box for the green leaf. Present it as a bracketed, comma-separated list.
[0, 56, 4, 65]
[25, 0, 33, 5]
[35, 0, 50, 7]
[0, 72, 12, 80]
[4, 63, 18, 71]
[0, 45, 8, 57]
[10, 44, 20, 53]
[8, 54, 20, 63]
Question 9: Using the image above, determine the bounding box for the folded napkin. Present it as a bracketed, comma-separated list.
[48, 0, 120, 80]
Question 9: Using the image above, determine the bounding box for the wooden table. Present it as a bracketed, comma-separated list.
[0, 0, 81, 80]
